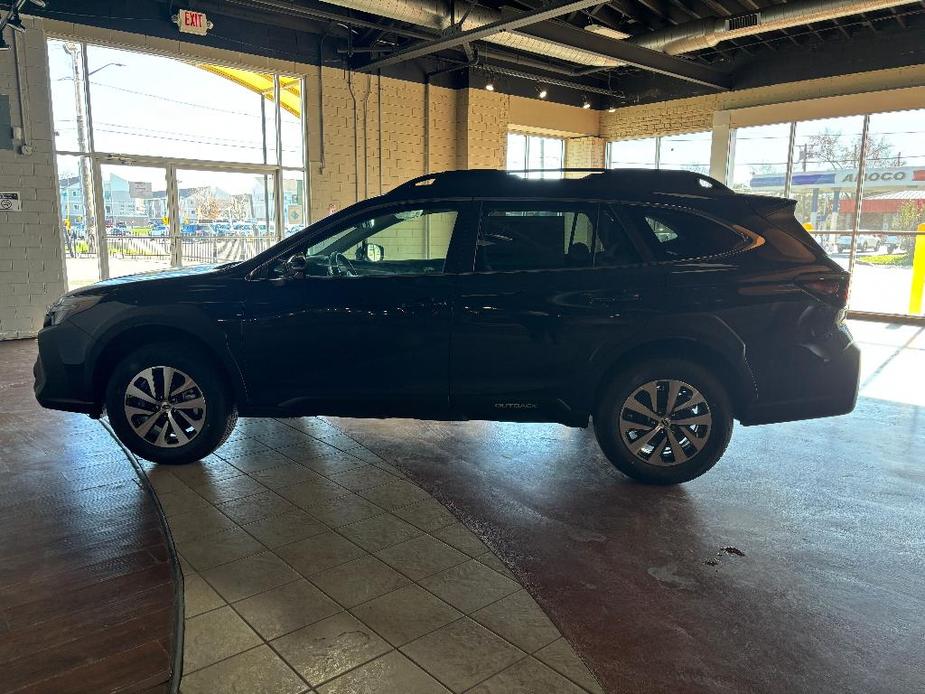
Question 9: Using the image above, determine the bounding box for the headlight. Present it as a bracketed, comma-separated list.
[44, 294, 102, 327]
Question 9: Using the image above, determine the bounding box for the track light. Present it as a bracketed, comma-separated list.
[581, 96, 592, 110]
[536, 84, 548, 99]
[30, 0, 47, 7]
[485, 80, 495, 92]
[6, 10, 26, 33]
[607, 104, 617, 113]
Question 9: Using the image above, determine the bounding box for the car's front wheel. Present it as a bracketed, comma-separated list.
[593, 359, 733, 484]
[105, 342, 237, 464]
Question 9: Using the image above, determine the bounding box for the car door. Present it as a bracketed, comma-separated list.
[449, 200, 664, 422]
[241, 201, 476, 416]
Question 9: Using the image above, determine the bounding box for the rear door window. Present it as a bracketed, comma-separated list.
[616, 205, 747, 260]
[475, 204, 597, 272]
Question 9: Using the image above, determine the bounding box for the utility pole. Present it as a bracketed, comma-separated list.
[62, 42, 98, 254]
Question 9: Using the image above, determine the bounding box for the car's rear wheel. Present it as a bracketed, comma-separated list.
[594, 359, 733, 484]
[105, 342, 237, 465]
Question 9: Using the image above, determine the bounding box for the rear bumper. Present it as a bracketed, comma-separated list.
[740, 326, 860, 426]
[34, 322, 100, 416]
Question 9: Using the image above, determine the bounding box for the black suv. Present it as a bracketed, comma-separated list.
[35, 169, 860, 484]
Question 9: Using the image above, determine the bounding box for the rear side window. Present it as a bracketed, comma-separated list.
[476, 204, 597, 272]
[617, 205, 747, 260]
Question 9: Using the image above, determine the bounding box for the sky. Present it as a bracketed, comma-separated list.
[47, 40, 303, 193]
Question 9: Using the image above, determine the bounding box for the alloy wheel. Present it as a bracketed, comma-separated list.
[619, 379, 712, 466]
[123, 366, 206, 447]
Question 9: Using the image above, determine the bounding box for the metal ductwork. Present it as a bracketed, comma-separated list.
[325, 0, 920, 69]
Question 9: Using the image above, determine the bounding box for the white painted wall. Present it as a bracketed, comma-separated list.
[0, 17, 66, 340]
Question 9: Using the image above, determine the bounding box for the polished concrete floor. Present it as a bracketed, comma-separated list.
[330, 321, 925, 694]
[4, 321, 922, 693]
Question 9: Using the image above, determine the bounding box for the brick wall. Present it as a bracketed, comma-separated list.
[601, 64, 925, 141]
[565, 136, 605, 171]
[0, 18, 66, 340]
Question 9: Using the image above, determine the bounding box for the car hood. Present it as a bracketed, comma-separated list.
[72, 262, 238, 295]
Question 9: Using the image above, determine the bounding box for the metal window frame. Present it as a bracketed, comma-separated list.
[728, 112, 925, 322]
[48, 37, 309, 278]
[507, 131, 565, 179]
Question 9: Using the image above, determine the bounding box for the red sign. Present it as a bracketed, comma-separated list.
[176, 9, 209, 36]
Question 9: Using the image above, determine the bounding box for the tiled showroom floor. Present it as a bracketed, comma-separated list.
[150, 417, 602, 693]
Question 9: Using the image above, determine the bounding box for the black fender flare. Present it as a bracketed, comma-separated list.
[76, 302, 249, 407]
[577, 313, 757, 416]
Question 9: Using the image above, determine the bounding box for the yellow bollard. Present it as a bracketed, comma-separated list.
[909, 224, 925, 315]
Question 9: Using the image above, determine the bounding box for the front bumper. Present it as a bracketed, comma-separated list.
[34, 321, 100, 416]
[740, 325, 860, 426]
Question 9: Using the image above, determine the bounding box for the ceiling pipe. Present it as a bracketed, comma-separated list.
[320, 0, 922, 69]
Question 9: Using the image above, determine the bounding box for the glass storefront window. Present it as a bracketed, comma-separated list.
[730, 111, 925, 318]
[48, 41, 88, 153]
[728, 123, 791, 197]
[789, 116, 865, 242]
[606, 132, 710, 173]
[49, 38, 307, 289]
[606, 137, 657, 169]
[283, 171, 307, 237]
[100, 164, 172, 279]
[86, 46, 276, 164]
[57, 154, 99, 288]
[176, 169, 276, 264]
[850, 109, 925, 316]
[280, 78, 304, 168]
[658, 131, 711, 174]
[506, 133, 565, 179]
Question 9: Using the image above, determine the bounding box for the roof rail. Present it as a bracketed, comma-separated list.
[391, 168, 732, 197]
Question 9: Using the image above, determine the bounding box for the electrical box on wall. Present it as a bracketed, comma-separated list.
[0, 95, 13, 151]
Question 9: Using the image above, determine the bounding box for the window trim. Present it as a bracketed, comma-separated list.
[462, 200, 652, 275]
[609, 201, 761, 264]
[249, 199, 476, 281]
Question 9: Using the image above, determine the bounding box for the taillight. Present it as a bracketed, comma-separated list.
[796, 273, 850, 307]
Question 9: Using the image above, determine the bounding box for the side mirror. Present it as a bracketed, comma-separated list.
[365, 243, 384, 262]
[285, 254, 307, 277]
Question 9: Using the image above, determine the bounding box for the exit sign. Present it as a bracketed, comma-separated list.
[174, 9, 210, 36]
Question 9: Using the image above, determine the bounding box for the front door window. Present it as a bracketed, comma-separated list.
[276, 206, 460, 278]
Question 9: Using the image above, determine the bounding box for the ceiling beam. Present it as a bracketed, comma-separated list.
[519, 20, 732, 89]
[351, 0, 608, 71]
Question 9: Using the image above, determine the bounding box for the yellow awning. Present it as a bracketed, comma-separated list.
[197, 64, 302, 118]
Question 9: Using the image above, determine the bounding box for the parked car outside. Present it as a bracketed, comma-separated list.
[35, 169, 859, 485]
[150, 223, 168, 236]
[835, 234, 877, 254]
[182, 223, 216, 236]
[231, 222, 255, 235]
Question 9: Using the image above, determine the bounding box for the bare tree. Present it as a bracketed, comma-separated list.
[800, 129, 904, 170]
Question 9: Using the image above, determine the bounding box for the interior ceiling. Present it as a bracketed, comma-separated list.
[506, 0, 925, 63]
[279, 0, 925, 102]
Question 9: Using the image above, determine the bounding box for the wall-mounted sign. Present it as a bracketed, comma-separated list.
[174, 9, 211, 36]
[0, 192, 22, 212]
[129, 181, 152, 198]
[287, 205, 303, 225]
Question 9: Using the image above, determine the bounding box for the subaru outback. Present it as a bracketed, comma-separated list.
[35, 169, 860, 484]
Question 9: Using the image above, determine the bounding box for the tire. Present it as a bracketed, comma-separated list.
[593, 359, 733, 485]
[105, 341, 237, 465]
